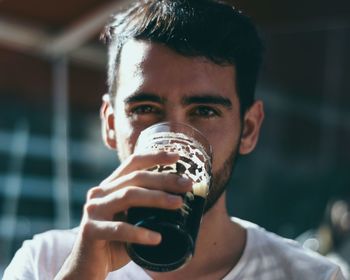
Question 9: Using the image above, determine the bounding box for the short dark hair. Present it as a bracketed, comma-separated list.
[101, 0, 264, 116]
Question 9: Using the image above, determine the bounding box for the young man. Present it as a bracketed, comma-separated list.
[4, 0, 345, 279]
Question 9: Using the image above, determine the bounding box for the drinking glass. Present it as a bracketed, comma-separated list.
[126, 122, 212, 272]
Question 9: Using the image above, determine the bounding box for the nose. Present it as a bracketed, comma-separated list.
[163, 105, 186, 125]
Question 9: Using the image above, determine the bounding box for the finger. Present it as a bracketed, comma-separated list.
[101, 151, 179, 185]
[99, 171, 193, 196]
[86, 187, 183, 219]
[83, 220, 162, 245]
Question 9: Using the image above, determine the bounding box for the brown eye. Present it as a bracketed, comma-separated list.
[131, 105, 160, 115]
[191, 106, 221, 118]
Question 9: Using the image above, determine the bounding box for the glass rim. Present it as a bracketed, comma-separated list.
[136, 122, 213, 159]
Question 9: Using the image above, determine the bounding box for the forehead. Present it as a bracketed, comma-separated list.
[116, 39, 238, 102]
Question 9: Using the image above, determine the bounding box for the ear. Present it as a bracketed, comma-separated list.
[239, 100, 264, 155]
[100, 95, 117, 150]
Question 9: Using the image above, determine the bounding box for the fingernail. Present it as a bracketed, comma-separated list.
[148, 231, 161, 243]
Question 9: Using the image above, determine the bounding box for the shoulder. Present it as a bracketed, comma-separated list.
[230, 218, 344, 280]
[3, 228, 78, 280]
[21, 228, 77, 261]
[32, 227, 77, 249]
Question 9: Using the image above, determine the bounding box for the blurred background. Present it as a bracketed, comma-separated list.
[0, 0, 349, 276]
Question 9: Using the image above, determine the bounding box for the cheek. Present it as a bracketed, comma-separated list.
[208, 127, 240, 174]
[115, 116, 143, 161]
[116, 132, 135, 161]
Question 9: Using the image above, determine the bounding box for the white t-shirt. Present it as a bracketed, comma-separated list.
[4, 218, 345, 280]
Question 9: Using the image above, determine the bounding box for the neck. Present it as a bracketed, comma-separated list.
[148, 192, 247, 280]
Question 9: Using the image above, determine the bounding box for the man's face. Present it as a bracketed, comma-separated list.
[106, 39, 259, 211]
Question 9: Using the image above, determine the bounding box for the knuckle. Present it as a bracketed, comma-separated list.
[128, 154, 142, 166]
[86, 186, 103, 200]
[84, 200, 98, 216]
[127, 170, 139, 181]
[119, 187, 135, 202]
[99, 178, 109, 186]
[130, 170, 147, 181]
[112, 221, 123, 236]
[81, 220, 95, 239]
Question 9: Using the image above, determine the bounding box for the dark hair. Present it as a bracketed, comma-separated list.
[101, 0, 264, 116]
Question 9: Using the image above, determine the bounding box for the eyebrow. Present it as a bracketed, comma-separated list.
[182, 94, 233, 109]
[123, 92, 233, 109]
[124, 92, 165, 104]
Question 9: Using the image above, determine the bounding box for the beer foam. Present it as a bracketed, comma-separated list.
[192, 182, 208, 198]
[136, 131, 211, 185]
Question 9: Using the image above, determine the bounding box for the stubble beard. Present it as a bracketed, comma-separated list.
[203, 145, 240, 213]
